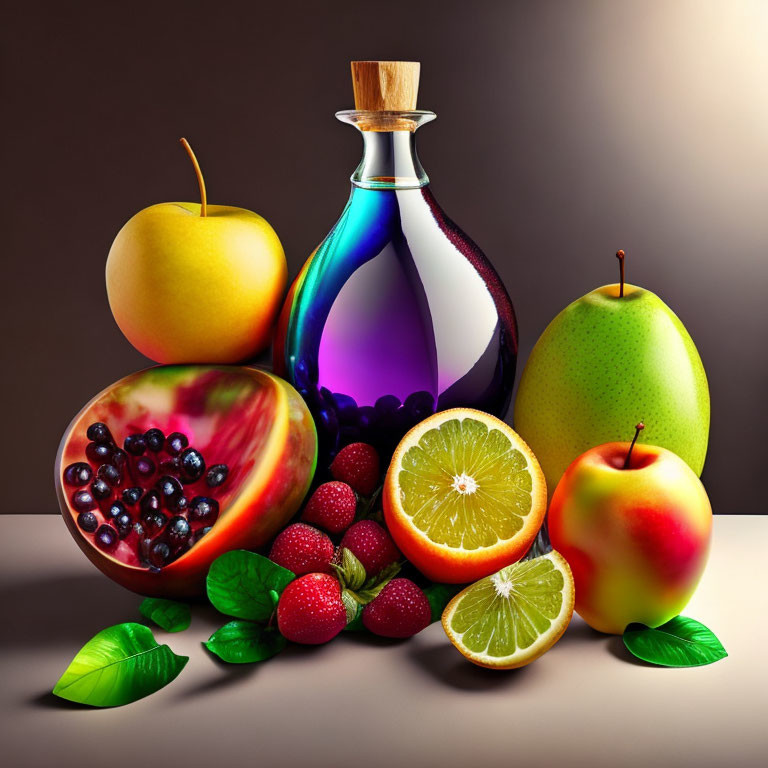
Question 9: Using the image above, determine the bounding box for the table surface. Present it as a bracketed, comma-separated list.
[1, 514, 765, 768]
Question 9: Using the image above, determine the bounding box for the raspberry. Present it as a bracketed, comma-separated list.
[302, 481, 357, 534]
[330, 442, 380, 496]
[269, 523, 334, 576]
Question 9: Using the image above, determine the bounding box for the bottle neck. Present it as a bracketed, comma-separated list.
[352, 131, 429, 190]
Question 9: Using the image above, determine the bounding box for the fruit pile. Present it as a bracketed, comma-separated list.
[64, 422, 227, 569]
[51, 132, 723, 710]
[269, 442, 431, 642]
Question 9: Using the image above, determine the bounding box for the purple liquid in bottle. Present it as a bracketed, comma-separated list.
[275, 114, 517, 460]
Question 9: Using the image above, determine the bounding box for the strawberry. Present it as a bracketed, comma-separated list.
[269, 523, 334, 576]
[340, 520, 400, 578]
[277, 572, 347, 644]
[330, 442, 380, 496]
[362, 578, 431, 638]
[301, 481, 357, 534]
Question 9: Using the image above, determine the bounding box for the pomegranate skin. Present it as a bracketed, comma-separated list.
[55, 366, 317, 598]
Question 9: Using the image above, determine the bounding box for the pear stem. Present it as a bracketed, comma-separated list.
[623, 422, 645, 469]
[616, 250, 625, 297]
[179, 138, 207, 217]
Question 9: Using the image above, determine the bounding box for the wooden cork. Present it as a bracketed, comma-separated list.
[350, 61, 420, 129]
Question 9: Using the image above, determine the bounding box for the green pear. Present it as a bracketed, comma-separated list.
[514, 270, 709, 496]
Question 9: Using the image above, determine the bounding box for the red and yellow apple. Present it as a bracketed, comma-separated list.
[548, 435, 712, 634]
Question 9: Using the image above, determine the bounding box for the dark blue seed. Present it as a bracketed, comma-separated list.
[165, 432, 189, 456]
[123, 433, 147, 456]
[77, 511, 98, 533]
[167, 516, 191, 547]
[374, 394, 401, 416]
[97, 464, 121, 487]
[188, 496, 219, 525]
[86, 422, 114, 444]
[86, 442, 113, 464]
[122, 487, 143, 506]
[205, 464, 229, 488]
[113, 512, 133, 539]
[134, 457, 155, 480]
[140, 509, 167, 535]
[140, 489, 161, 514]
[144, 428, 165, 452]
[90, 478, 111, 501]
[106, 500, 126, 519]
[64, 462, 92, 487]
[94, 524, 118, 551]
[179, 448, 205, 483]
[404, 390, 435, 420]
[156, 475, 184, 510]
[72, 489, 95, 512]
[148, 541, 170, 568]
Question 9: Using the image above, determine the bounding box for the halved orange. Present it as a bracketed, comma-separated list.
[383, 408, 547, 583]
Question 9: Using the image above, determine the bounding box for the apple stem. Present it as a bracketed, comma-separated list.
[616, 250, 625, 297]
[623, 422, 645, 469]
[179, 138, 207, 217]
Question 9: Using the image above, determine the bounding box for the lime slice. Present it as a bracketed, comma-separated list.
[442, 551, 575, 668]
[384, 408, 547, 583]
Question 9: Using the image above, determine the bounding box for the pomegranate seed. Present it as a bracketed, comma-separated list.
[188, 496, 219, 525]
[144, 428, 165, 453]
[95, 524, 118, 551]
[123, 433, 147, 456]
[165, 432, 189, 456]
[72, 489, 95, 512]
[64, 462, 92, 487]
[179, 448, 205, 483]
[77, 511, 98, 532]
[206, 464, 229, 488]
[86, 422, 114, 444]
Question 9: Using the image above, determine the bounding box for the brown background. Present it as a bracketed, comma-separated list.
[2, 0, 766, 516]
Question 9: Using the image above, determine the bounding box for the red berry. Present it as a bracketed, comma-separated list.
[302, 481, 357, 534]
[340, 520, 400, 578]
[269, 523, 334, 576]
[362, 578, 431, 638]
[277, 573, 347, 644]
[330, 442, 380, 496]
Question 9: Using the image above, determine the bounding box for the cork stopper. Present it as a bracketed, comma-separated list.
[351, 61, 420, 111]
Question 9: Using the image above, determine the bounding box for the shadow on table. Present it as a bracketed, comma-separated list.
[405, 615, 624, 690]
[172, 632, 331, 700]
[28, 691, 94, 710]
[606, 635, 652, 667]
[405, 639, 533, 691]
[0, 572, 137, 649]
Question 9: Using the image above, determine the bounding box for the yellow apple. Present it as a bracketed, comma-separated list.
[106, 139, 286, 364]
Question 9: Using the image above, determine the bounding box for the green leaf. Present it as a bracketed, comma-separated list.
[203, 621, 286, 664]
[341, 589, 360, 624]
[52, 623, 188, 707]
[623, 616, 728, 667]
[423, 583, 462, 623]
[332, 547, 368, 591]
[139, 598, 191, 633]
[207, 550, 295, 621]
[343, 604, 365, 632]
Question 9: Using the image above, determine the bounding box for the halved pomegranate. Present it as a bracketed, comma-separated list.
[55, 366, 317, 598]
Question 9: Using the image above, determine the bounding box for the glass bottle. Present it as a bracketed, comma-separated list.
[274, 62, 517, 459]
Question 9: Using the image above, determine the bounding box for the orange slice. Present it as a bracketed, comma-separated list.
[383, 408, 547, 583]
